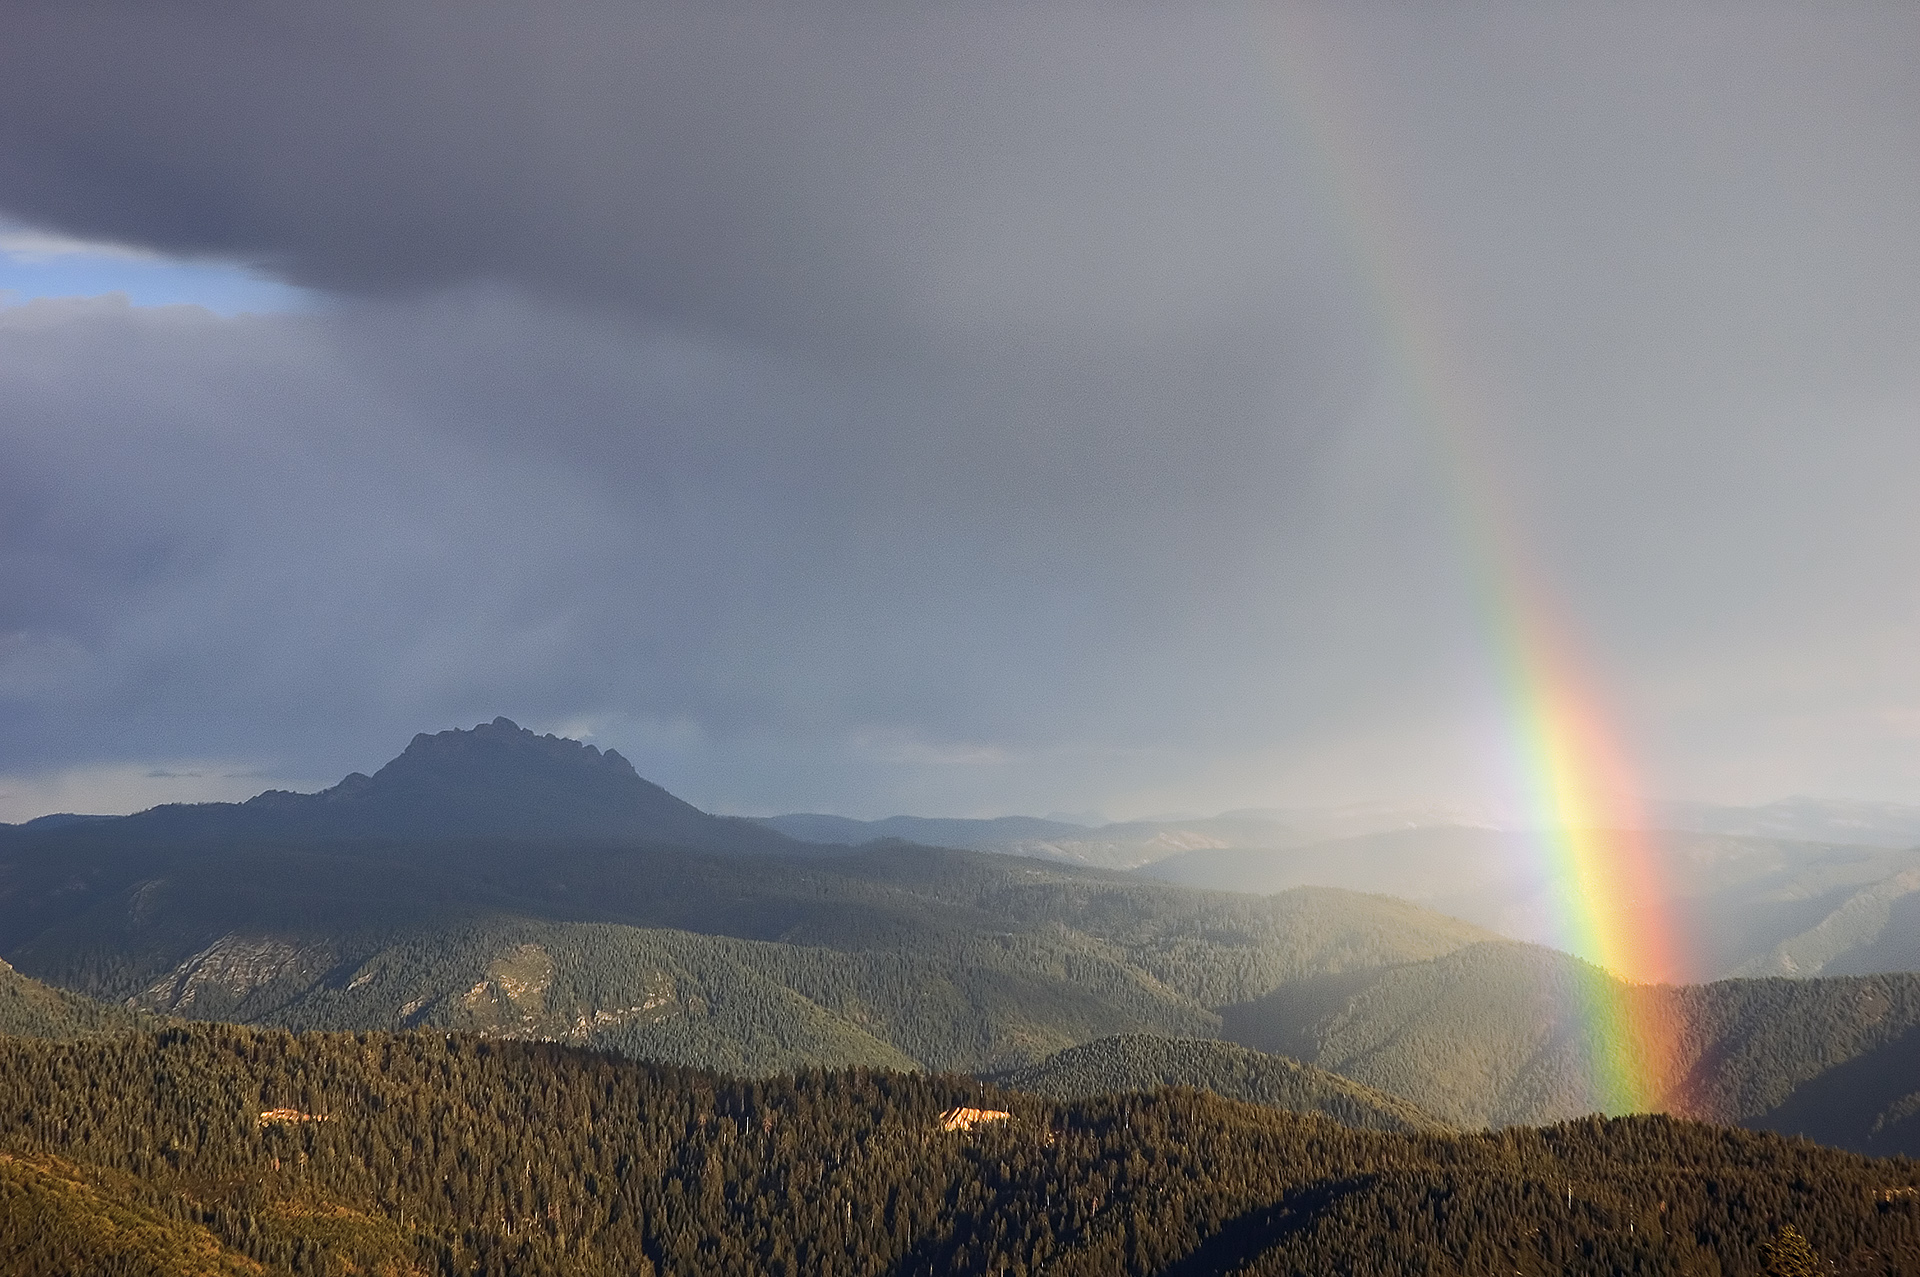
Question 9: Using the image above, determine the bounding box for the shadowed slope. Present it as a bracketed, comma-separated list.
[3, 718, 797, 853]
[1746, 1020, 1920, 1158]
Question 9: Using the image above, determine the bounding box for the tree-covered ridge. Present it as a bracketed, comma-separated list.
[112, 916, 1217, 1075]
[0, 826, 1495, 1012]
[993, 1034, 1449, 1133]
[0, 813, 1494, 1077]
[819, 849, 1495, 997]
[0, 956, 149, 1039]
[1750, 1021, 1920, 1159]
[0, 1153, 268, 1276]
[12, 771, 1920, 1151]
[14, 873, 1920, 1160]
[1220, 941, 1920, 1135]
[0, 1025, 1918, 1276]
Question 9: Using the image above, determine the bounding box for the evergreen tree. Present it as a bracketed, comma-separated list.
[1759, 1223, 1822, 1277]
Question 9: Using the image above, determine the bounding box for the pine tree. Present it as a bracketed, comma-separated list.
[1759, 1224, 1821, 1277]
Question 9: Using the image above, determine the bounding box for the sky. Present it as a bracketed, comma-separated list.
[1, 1, 1917, 823]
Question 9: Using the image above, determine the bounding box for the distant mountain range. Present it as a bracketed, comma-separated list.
[758, 795, 1920, 866]
[1140, 825, 1920, 981]
[4, 718, 1920, 1160]
[762, 798, 1920, 981]
[20, 731, 1916, 983]
[1649, 796, 1920, 848]
[0, 721, 1495, 1080]
[755, 803, 1506, 869]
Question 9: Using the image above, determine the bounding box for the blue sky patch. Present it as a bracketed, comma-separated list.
[0, 225, 312, 314]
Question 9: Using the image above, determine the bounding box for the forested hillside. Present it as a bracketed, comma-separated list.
[97, 886, 1475, 1075]
[0, 785, 1492, 1074]
[1, 1026, 1918, 1276]
[1738, 877, 1920, 979]
[0, 1152, 267, 1276]
[13, 804, 1920, 1136]
[9, 720, 1920, 1155]
[994, 1034, 1448, 1133]
[1750, 1020, 1920, 1158]
[1219, 940, 1920, 1138]
[117, 915, 1212, 1075]
[0, 958, 148, 1039]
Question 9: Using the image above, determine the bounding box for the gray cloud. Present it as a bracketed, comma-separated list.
[0, 1, 1344, 365]
[0, 290, 1417, 808]
[0, 2, 1917, 816]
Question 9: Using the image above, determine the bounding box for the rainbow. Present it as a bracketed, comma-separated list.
[1256, 7, 1685, 1113]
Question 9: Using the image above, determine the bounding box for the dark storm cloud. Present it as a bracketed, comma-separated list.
[1, 2, 1918, 815]
[0, 0, 1342, 366]
[0, 0, 1417, 809]
[0, 289, 1433, 811]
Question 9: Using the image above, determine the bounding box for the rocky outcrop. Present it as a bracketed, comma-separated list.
[138, 935, 332, 1015]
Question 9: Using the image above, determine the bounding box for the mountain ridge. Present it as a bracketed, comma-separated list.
[7, 719, 1920, 1161]
[994, 1033, 1450, 1134]
[1142, 823, 1920, 980]
[1, 718, 801, 855]
[7, 1024, 1920, 1277]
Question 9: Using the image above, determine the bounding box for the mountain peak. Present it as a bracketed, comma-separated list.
[387, 717, 637, 782]
[196, 718, 791, 852]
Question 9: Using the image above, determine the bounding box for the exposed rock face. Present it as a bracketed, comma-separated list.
[139, 935, 332, 1015]
[257, 1108, 330, 1127]
[458, 942, 558, 1028]
[126, 879, 166, 926]
[451, 942, 684, 1043]
[562, 987, 679, 1043]
[938, 1107, 1011, 1133]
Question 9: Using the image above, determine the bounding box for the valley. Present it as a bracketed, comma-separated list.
[4, 720, 1920, 1272]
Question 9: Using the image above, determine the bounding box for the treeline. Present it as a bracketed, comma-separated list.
[1, 1025, 1918, 1275]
